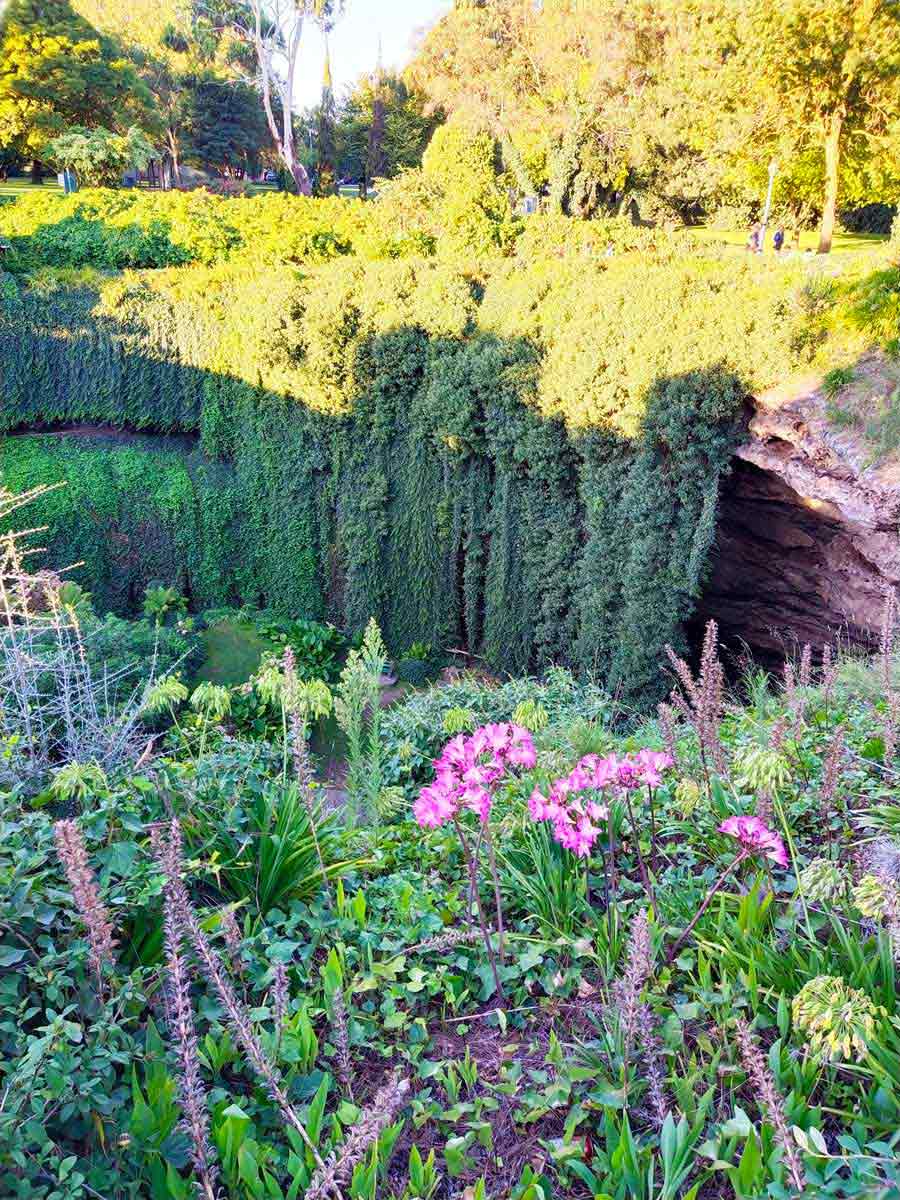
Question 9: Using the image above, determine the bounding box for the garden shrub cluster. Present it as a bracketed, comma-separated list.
[0, 188, 371, 273]
[2, 237, 875, 705]
[0, 172, 679, 278]
[6, 587, 900, 1198]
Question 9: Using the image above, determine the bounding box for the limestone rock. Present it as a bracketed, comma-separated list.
[700, 352, 900, 658]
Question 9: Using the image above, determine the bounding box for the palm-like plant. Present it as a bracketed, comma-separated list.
[196, 783, 352, 918]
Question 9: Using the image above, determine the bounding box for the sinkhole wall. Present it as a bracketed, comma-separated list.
[0, 251, 817, 704]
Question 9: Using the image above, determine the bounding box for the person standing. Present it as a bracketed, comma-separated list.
[773, 226, 785, 252]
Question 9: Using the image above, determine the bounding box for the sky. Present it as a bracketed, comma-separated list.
[296, 0, 451, 109]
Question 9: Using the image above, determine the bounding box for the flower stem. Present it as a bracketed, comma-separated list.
[484, 825, 505, 962]
[666, 850, 749, 964]
[453, 817, 504, 1000]
[622, 788, 656, 910]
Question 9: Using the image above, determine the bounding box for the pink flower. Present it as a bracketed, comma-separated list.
[413, 784, 456, 829]
[719, 815, 788, 868]
[528, 747, 672, 858]
[634, 749, 673, 788]
[414, 723, 538, 830]
[529, 788, 549, 821]
[589, 755, 621, 789]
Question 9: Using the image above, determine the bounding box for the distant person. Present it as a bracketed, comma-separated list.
[747, 223, 762, 253]
[773, 226, 785, 252]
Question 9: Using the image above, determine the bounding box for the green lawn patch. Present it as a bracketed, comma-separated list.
[0, 179, 62, 199]
[193, 618, 274, 687]
[686, 225, 887, 254]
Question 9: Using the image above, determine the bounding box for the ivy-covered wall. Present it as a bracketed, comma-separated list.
[0, 250, 823, 703]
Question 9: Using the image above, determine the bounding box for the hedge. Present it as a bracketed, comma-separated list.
[0, 245, 871, 704]
[0, 434, 240, 614]
[0, 187, 678, 276]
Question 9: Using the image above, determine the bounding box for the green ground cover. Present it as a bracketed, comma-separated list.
[0, 178, 62, 199]
[688, 226, 888, 254]
[193, 618, 274, 687]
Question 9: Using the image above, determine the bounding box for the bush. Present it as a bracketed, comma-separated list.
[841, 203, 897, 235]
[46, 125, 155, 188]
[379, 668, 613, 792]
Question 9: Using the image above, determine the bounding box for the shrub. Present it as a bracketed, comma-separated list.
[46, 125, 155, 188]
[380, 669, 612, 793]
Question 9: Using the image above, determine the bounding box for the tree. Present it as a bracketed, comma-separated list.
[184, 74, 268, 177]
[747, 0, 900, 253]
[336, 70, 438, 195]
[315, 45, 337, 195]
[45, 124, 154, 185]
[0, 0, 155, 170]
[409, 0, 651, 215]
[72, 0, 182, 49]
[645, 0, 900, 248]
[199, 0, 342, 196]
[421, 117, 515, 258]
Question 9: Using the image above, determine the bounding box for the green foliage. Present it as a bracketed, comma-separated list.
[335, 618, 388, 821]
[0, 182, 892, 708]
[381, 668, 612, 793]
[7, 632, 900, 1198]
[0, 435, 241, 616]
[46, 124, 155, 186]
[143, 583, 187, 626]
[255, 616, 346, 684]
[335, 70, 439, 190]
[1, 231, 861, 704]
[421, 118, 519, 259]
[823, 365, 856, 398]
[0, 0, 156, 161]
[184, 780, 345, 918]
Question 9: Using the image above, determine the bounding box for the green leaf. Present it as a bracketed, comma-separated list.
[722, 1107, 753, 1138]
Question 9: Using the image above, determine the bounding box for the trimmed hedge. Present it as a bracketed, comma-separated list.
[0, 245, 866, 703]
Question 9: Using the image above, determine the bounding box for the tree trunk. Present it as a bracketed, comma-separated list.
[167, 130, 182, 189]
[499, 126, 534, 198]
[31, 160, 43, 184]
[288, 157, 312, 196]
[817, 108, 843, 254]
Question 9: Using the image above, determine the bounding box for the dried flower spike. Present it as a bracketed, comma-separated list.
[304, 1074, 410, 1200]
[153, 820, 337, 1194]
[329, 985, 354, 1100]
[162, 883, 219, 1200]
[734, 1017, 806, 1195]
[219, 907, 245, 976]
[665, 621, 726, 778]
[611, 909, 653, 1054]
[54, 819, 116, 983]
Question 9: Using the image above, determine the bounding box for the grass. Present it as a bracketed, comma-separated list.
[193, 618, 274, 687]
[821, 356, 900, 462]
[688, 225, 887, 255]
[0, 178, 62, 199]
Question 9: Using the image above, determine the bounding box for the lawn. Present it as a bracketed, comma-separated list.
[192, 617, 275, 687]
[688, 225, 887, 254]
[0, 178, 62, 199]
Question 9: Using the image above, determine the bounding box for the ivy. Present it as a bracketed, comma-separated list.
[1, 247, 838, 704]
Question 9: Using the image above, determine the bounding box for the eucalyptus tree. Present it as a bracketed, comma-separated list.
[197, 0, 343, 195]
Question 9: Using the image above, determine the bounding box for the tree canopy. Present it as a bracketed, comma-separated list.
[409, 0, 900, 241]
[0, 0, 155, 162]
[335, 70, 438, 194]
